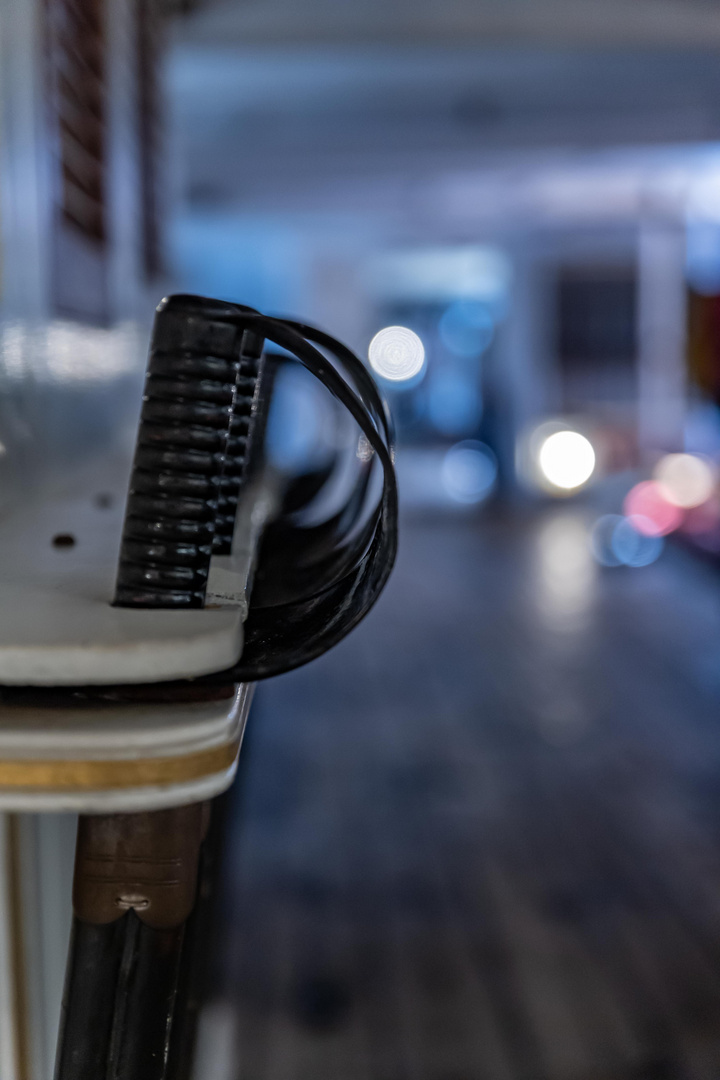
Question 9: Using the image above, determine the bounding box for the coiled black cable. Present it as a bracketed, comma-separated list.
[115, 294, 398, 680]
[227, 311, 397, 679]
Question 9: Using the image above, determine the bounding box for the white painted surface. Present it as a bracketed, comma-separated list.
[0, 684, 252, 813]
[0, 686, 250, 758]
[0, 587, 244, 686]
[0, 814, 76, 1080]
[0, 686, 249, 757]
[0, 483, 246, 685]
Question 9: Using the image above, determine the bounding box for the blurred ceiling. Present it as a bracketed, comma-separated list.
[168, 44, 720, 222]
[175, 0, 720, 48]
[168, 0, 720, 240]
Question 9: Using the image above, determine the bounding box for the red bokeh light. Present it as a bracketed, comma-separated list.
[623, 481, 684, 536]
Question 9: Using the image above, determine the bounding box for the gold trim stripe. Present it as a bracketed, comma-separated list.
[0, 741, 240, 790]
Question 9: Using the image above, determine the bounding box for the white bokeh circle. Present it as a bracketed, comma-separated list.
[368, 326, 425, 382]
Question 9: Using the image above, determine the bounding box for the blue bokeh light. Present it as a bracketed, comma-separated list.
[611, 516, 664, 567]
[441, 441, 498, 504]
[439, 301, 495, 358]
[591, 514, 664, 568]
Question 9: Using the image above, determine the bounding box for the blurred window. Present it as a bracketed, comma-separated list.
[556, 265, 637, 407]
[558, 267, 636, 365]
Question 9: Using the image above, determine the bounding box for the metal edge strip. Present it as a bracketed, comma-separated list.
[5, 815, 30, 1080]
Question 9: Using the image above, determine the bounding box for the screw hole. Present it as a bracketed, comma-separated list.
[115, 895, 150, 911]
[52, 533, 76, 548]
[94, 493, 114, 509]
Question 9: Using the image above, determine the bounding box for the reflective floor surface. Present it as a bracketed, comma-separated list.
[204, 506, 720, 1080]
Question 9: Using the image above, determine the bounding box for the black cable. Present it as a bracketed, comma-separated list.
[114, 295, 398, 680]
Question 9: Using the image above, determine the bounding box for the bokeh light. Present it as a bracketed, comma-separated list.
[368, 326, 425, 382]
[536, 514, 596, 630]
[590, 514, 625, 567]
[441, 441, 497, 504]
[538, 430, 596, 491]
[438, 300, 494, 358]
[653, 452, 716, 509]
[612, 516, 664, 567]
[590, 514, 664, 568]
[623, 480, 683, 536]
[681, 496, 720, 535]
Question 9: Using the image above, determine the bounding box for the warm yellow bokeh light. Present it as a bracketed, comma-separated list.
[654, 453, 716, 509]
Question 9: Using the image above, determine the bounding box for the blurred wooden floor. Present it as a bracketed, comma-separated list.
[207, 507, 720, 1080]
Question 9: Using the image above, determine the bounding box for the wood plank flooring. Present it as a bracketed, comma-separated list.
[207, 506, 720, 1080]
